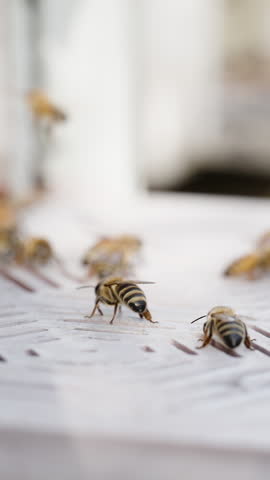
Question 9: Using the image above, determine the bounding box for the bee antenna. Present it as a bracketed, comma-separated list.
[191, 315, 206, 324]
[76, 285, 95, 289]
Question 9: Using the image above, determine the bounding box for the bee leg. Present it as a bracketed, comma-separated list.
[119, 305, 122, 315]
[244, 325, 255, 350]
[197, 321, 213, 349]
[197, 334, 212, 349]
[110, 304, 119, 325]
[85, 298, 102, 319]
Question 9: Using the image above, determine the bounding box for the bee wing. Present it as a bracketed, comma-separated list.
[76, 285, 96, 289]
[235, 314, 256, 323]
[104, 280, 155, 286]
[214, 313, 236, 322]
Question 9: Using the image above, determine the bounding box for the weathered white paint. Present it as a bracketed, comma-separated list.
[0, 193, 270, 478]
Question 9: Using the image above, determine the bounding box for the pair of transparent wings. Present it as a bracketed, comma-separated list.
[77, 280, 155, 290]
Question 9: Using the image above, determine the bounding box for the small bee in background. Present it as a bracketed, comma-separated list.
[26, 89, 67, 191]
[224, 252, 262, 279]
[224, 229, 270, 280]
[78, 276, 156, 325]
[82, 234, 142, 280]
[224, 244, 270, 280]
[26, 89, 67, 124]
[17, 237, 53, 265]
[191, 306, 253, 349]
[82, 235, 142, 265]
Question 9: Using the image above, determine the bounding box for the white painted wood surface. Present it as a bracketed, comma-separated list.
[1, 193, 270, 479]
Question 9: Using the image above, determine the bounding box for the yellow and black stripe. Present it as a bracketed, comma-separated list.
[93, 279, 153, 323]
[115, 282, 147, 314]
[215, 319, 245, 348]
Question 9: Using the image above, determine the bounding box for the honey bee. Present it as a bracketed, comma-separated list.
[224, 229, 270, 279]
[78, 277, 156, 324]
[26, 89, 67, 123]
[82, 235, 142, 280]
[224, 248, 270, 279]
[191, 306, 253, 349]
[18, 237, 53, 265]
[82, 235, 141, 265]
[0, 191, 48, 263]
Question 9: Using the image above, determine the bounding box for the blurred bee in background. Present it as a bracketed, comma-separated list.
[13, 236, 80, 285]
[224, 230, 270, 279]
[191, 306, 253, 350]
[16, 237, 53, 265]
[26, 89, 67, 125]
[82, 235, 142, 280]
[78, 276, 156, 324]
[26, 89, 68, 191]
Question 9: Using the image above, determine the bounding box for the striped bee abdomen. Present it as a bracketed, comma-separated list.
[116, 282, 147, 313]
[216, 320, 245, 348]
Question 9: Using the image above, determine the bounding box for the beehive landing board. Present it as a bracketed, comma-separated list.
[2, 193, 270, 480]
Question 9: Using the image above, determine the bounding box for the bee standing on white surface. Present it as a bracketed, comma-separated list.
[78, 277, 156, 325]
[191, 306, 253, 349]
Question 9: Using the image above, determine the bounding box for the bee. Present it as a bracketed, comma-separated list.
[78, 277, 156, 324]
[224, 248, 270, 279]
[26, 89, 67, 123]
[191, 306, 253, 349]
[82, 235, 142, 280]
[87, 260, 133, 280]
[18, 237, 53, 265]
[82, 235, 142, 266]
[224, 229, 270, 279]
